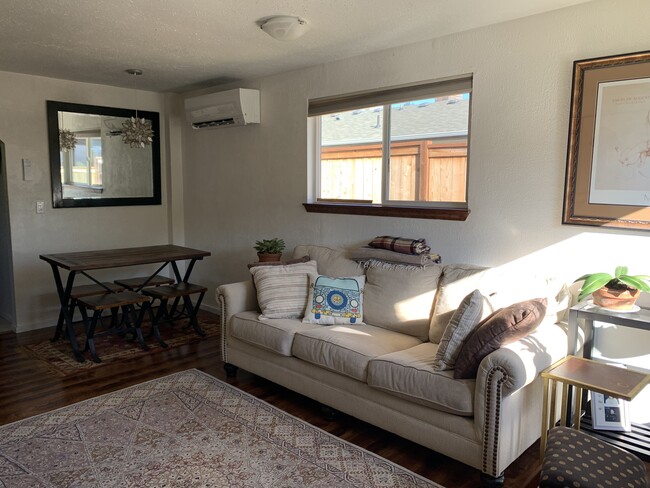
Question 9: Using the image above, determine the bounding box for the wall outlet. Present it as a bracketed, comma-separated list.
[36, 201, 45, 214]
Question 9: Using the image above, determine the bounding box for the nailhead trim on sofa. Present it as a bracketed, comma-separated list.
[482, 365, 508, 476]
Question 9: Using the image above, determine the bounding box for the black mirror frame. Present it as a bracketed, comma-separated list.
[46, 100, 162, 208]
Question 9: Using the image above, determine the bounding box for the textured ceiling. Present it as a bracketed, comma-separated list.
[0, 0, 593, 93]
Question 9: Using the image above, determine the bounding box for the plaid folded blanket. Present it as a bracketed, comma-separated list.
[368, 236, 431, 255]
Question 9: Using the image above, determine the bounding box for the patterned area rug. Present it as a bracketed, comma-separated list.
[19, 315, 219, 376]
[0, 370, 444, 487]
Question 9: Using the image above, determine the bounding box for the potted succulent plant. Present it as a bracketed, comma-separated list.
[254, 238, 286, 262]
[574, 266, 650, 310]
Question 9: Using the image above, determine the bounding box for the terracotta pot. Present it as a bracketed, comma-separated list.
[592, 286, 640, 310]
[257, 252, 282, 263]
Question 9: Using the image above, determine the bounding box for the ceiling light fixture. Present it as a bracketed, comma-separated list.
[260, 16, 309, 41]
[122, 68, 154, 148]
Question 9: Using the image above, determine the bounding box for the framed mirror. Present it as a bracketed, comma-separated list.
[47, 100, 161, 208]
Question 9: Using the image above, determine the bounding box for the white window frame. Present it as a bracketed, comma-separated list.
[308, 76, 472, 210]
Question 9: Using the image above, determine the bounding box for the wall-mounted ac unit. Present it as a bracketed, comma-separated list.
[184, 88, 260, 129]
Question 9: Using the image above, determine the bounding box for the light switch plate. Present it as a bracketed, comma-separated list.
[36, 201, 45, 214]
[22, 158, 33, 181]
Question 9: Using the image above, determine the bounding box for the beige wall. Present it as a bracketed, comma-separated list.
[182, 0, 650, 372]
[0, 0, 648, 415]
[0, 71, 178, 332]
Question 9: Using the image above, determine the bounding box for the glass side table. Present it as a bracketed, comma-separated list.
[567, 301, 650, 359]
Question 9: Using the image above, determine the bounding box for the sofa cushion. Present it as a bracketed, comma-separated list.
[293, 245, 363, 277]
[367, 343, 475, 416]
[249, 260, 318, 319]
[247, 255, 310, 269]
[230, 311, 321, 356]
[429, 264, 489, 343]
[303, 275, 365, 325]
[292, 324, 422, 382]
[454, 298, 548, 379]
[429, 264, 569, 343]
[363, 264, 442, 341]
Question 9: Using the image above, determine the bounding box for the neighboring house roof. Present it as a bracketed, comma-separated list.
[322, 97, 469, 146]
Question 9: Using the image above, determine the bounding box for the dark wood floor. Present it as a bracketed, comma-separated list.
[1, 312, 647, 488]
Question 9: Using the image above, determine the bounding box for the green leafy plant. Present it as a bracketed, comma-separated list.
[574, 266, 650, 302]
[254, 238, 286, 254]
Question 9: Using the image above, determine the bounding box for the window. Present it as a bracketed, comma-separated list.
[60, 136, 103, 188]
[306, 77, 472, 220]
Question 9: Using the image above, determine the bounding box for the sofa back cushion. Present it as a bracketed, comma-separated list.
[429, 264, 489, 343]
[429, 263, 570, 343]
[364, 264, 442, 341]
[293, 245, 363, 277]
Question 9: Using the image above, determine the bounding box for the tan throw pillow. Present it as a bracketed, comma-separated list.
[249, 260, 318, 319]
[433, 290, 487, 371]
[454, 298, 547, 379]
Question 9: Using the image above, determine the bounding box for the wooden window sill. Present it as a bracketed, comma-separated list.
[303, 202, 470, 220]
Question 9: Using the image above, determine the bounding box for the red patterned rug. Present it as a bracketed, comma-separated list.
[19, 314, 219, 376]
[0, 370, 444, 487]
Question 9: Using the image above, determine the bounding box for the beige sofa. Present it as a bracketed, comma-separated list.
[216, 245, 569, 487]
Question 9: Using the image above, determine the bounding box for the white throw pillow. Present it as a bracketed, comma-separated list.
[250, 260, 318, 319]
[303, 275, 365, 325]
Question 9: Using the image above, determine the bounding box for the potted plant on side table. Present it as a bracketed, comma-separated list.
[574, 266, 650, 311]
[254, 238, 286, 262]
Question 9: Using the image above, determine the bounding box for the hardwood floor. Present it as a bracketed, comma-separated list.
[1, 312, 647, 488]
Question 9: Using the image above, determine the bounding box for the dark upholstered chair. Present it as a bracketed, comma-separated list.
[540, 426, 649, 488]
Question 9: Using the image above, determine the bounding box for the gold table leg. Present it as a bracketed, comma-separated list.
[540, 376, 551, 460]
[573, 386, 582, 430]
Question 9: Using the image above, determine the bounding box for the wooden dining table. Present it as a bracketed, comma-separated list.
[40, 244, 211, 362]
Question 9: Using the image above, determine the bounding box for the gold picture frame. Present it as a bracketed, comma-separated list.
[563, 50, 650, 230]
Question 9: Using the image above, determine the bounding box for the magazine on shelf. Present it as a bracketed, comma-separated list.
[591, 392, 632, 432]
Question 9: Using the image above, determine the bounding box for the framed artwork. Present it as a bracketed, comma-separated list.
[591, 392, 631, 432]
[563, 50, 650, 230]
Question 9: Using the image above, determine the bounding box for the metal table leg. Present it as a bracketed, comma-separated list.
[49, 264, 85, 362]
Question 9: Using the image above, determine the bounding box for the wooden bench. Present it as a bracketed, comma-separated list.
[142, 283, 207, 347]
[113, 275, 175, 291]
[52, 282, 125, 342]
[77, 291, 151, 363]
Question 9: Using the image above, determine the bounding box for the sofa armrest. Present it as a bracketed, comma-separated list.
[216, 280, 258, 361]
[476, 320, 568, 399]
[473, 320, 568, 476]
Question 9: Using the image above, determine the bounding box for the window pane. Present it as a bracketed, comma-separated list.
[319, 107, 384, 203]
[388, 94, 469, 203]
[90, 137, 102, 186]
[72, 139, 89, 185]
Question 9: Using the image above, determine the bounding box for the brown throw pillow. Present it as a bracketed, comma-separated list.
[453, 298, 547, 379]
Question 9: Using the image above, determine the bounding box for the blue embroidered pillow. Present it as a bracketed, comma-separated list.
[303, 275, 365, 325]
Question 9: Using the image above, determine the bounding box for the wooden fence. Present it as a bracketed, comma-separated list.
[320, 141, 467, 203]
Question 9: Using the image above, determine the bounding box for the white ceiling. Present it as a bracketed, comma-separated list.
[0, 0, 593, 93]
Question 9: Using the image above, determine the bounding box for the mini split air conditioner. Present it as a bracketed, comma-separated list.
[184, 88, 260, 129]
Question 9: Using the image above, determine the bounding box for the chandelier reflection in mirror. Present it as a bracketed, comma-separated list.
[58, 128, 76, 151]
[122, 69, 154, 148]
